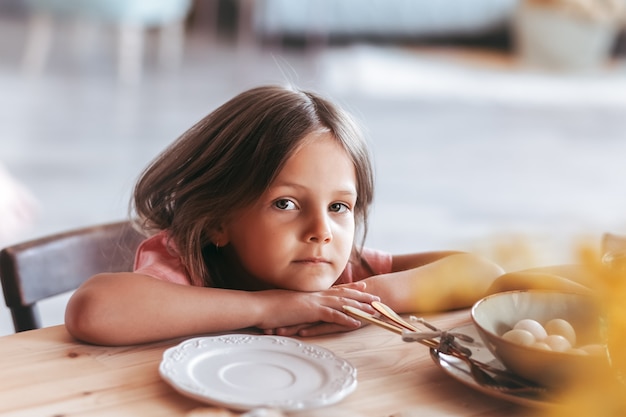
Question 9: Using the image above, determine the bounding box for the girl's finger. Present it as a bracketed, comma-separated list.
[334, 281, 367, 290]
[298, 322, 357, 337]
[341, 299, 377, 315]
[272, 323, 313, 336]
[328, 286, 380, 303]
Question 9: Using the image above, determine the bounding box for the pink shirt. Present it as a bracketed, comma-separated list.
[134, 231, 393, 286]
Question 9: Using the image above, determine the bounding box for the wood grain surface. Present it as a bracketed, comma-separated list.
[0, 309, 531, 417]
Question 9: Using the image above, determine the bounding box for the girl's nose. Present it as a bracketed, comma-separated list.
[306, 211, 332, 243]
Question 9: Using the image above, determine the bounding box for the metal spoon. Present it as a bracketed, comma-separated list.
[432, 350, 548, 395]
[400, 330, 506, 389]
[373, 302, 543, 390]
[344, 306, 497, 385]
[345, 304, 545, 393]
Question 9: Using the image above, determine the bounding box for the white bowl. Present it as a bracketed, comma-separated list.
[471, 290, 610, 388]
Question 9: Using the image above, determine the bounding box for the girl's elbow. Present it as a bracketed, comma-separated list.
[65, 290, 100, 344]
[65, 282, 118, 345]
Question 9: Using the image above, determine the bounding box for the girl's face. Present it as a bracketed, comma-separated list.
[221, 131, 357, 291]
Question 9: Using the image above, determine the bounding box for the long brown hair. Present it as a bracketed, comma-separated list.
[132, 85, 374, 286]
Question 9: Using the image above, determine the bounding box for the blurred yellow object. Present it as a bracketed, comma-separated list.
[538, 241, 626, 416]
[596, 234, 626, 387]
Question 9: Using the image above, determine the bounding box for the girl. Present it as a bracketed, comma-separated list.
[65, 85, 505, 346]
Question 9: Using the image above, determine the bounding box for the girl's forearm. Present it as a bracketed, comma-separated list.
[65, 273, 377, 346]
[362, 253, 505, 314]
[65, 273, 266, 345]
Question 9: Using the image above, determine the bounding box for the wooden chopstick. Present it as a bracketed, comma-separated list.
[343, 306, 440, 350]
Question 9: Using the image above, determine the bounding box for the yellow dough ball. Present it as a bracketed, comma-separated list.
[544, 334, 572, 352]
[531, 341, 552, 351]
[545, 318, 577, 346]
[514, 319, 547, 341]
[503, 329, 535, 346]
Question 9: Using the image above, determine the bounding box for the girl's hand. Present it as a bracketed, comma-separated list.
[255, 281, 379, 335]
[265, 321, 362, 337]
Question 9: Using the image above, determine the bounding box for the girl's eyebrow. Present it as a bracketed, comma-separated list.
[271, 181, 357, 196]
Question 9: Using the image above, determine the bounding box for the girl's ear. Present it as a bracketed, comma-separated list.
[210, 224, 229, 248]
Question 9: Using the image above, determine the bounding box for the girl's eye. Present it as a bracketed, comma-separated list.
[274, 199, 296, 210]
[329, 202, 350, 213]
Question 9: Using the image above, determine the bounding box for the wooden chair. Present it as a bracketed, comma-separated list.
[0, 221, 144, 332]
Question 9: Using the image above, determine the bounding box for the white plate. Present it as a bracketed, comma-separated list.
[159, 334, 357, 411]
[429, 323, 555, 408]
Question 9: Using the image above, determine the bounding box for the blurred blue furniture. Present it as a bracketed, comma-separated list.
[22, 0, 193, 83]
[252, 0, 519, 45]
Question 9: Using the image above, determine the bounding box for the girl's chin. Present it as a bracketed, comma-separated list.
[253, 272, 339, 292]
[287, 280, 338, 292]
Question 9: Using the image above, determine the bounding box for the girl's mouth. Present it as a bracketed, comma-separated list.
[294, 257, 331, 264]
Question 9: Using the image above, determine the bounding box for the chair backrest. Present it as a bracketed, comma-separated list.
[0, 221, 144, 332]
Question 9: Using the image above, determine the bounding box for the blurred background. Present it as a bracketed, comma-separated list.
[1, 0, 626, 336]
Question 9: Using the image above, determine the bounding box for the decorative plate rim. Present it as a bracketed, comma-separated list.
[159, 334, 357, 411]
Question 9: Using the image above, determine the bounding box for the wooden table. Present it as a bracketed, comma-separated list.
[0, 309, 531, 417]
